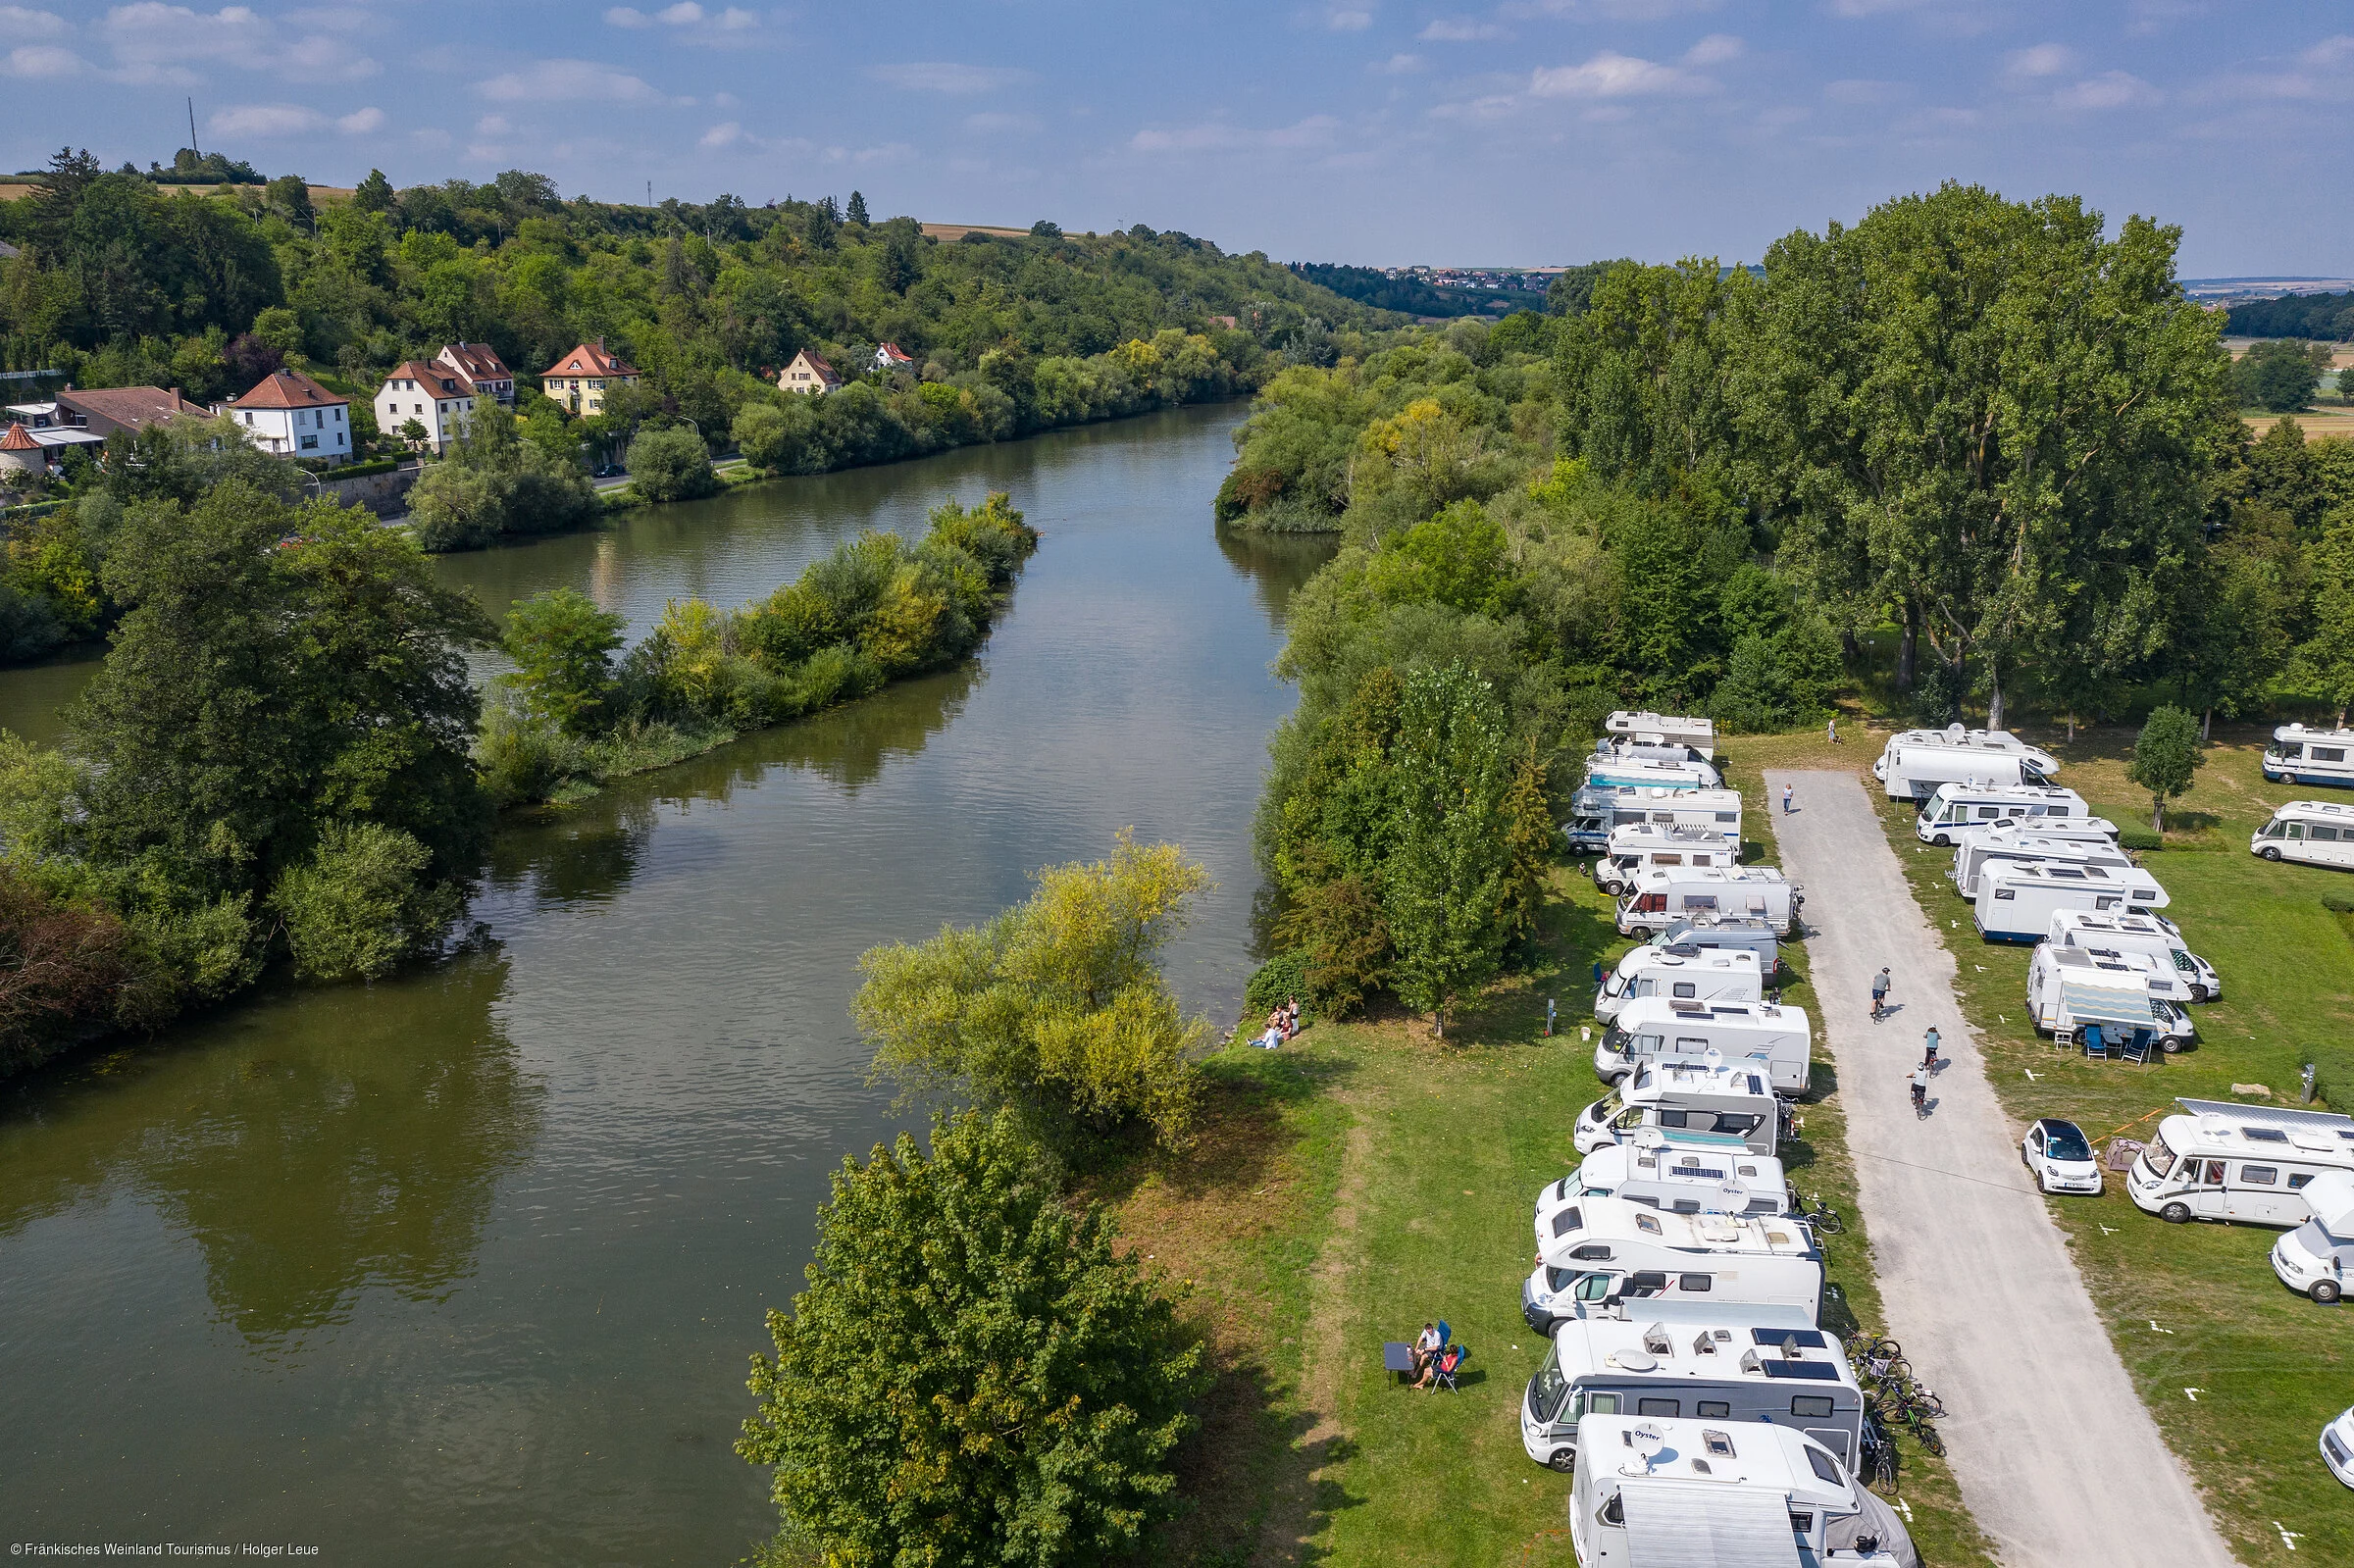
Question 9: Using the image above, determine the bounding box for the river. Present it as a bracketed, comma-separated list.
[0, 404, 1332, 1565]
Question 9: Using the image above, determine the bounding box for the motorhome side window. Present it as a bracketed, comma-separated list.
[1679, 1273, 1712, 1290]
[2319, 747, 2347, 763]
[1994, 887, 2016, 900]
[1657, 1110, 1689, 1127]
[1637, 1397, 1679, 1416]
[2290, 1173, 2316, 1190]
[1671, 982, 1696, 998]
[1791, 1395, 1835, 1419]
[1697, 1400, 1730, 1418]
[1587, 1391, 1620, 1414]
[2312, 825, 2342, 841]
[2243, 1166, 2277, 1186]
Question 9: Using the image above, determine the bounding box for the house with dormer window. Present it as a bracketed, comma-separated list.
[375, 362, 479, 453]
[540, 341, 640, 415]
[219, 368, 350, 465]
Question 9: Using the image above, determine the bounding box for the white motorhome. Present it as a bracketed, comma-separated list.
[1914, 783, 2094, 845]
[2271, 1171, 2354, 1303]
[1875, 724, 2060, 772]
[2252, 799, 2354, 872]
[1877, 742, 2058, 803]
[1575, 1061, 1781, 1156]
[1950, 828, 2135, 900]
[1521, 1305, 1867, 1473]
[1606, 710, 1716, 760]
[2263, 724, 2354, 789]
[2023, 944, 2191, 1052]
[1584, 754, 1723, 794]
[1618, 867, 1800, 938]
[2047, 910, 2221, 1002]
[1971, 860, 2170, 942]
[1597, 997, 1813, 1095]
[1646, 915, 1780, 974]
[1548, 1130, 1790, 1224]
[1568, 1416, 1912, 1567]
[2128, 1099, 2354, 1227]
[1593, 824, 1743, 896]
[1594, 945, 1764, 1024]
[1566, 785, 1743, 854]
[1522, 1195, 1823, 1335]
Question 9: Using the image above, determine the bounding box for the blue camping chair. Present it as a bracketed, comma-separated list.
[2120, 1030, 2154, 1066]
[1435, 1319, 1452, 1350]
[2081, 1024, 2108, 1061]
[1431, 1341, 1467, 1392]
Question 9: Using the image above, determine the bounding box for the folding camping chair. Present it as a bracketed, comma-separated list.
[2081, 1024, 2108, 1062]
[1430, 1342, 1467, 1392]
[2119, 1030, 2154, 1066]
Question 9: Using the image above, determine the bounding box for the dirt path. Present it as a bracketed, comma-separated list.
[1765, 770, 2234, 1568]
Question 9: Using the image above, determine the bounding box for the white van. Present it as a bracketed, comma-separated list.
[1594, 945, 1763, 1024]
[1597, 997, 1813, 1095]
[1549, 1129, 1790, 1221]
[2023, 944, 2191, 1052]
[2264, 724, 2354, 788]
[1522, 1195, 1823, 1334]
[1972, 860, 2170, 942]
[1951, 828, 2135, 900]
[2128, 1098, 2354, 1226]
[1592, 823, 1742, 896]
[2271, 1172, 2354, 1303]
[1647, 914, 1780, 974]
[1520, 1305, 1867, 1472]
[1618, 867, 1801, 938]
[1565, 784, 1744, 854]
[1583, 754, 1723, 794]
[1874, 726, 2061, 802]
[1575, 1060, 1781, 1156]
[1606, 709, 1716, 760]
[2047, 910, 2221, 1002]
[2252, 800, 2354, 872]
[1915, 783, 2093, 845]
[1568, 1417, 1912, 1567]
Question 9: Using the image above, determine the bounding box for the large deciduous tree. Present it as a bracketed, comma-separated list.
[1382, 662, 1513, 1036]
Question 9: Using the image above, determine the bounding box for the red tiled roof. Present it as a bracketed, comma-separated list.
[438, 342, 511, 381]
[230, 368, 347, 410]
[787, 350, 840, 382]
[382, 361, 476, 398]
[877, 342, 914, 363]
[541, 342, 639, 379]
[56, 385, 209, 430]
[0, 422, 38, 451]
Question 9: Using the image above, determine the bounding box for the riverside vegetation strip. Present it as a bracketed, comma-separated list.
[1748, 724, 2354, 1565]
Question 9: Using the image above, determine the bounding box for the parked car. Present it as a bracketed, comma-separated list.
[2325, 1406, 2354, 1488]
[2020, 1117, 2102, 1194]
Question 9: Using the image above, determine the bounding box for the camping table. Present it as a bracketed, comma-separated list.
[1383, 1341, 1416, 1384]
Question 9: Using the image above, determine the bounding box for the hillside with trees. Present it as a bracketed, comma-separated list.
[2226, 289, 2354, 342]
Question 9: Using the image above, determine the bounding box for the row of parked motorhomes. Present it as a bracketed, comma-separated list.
[1539, 718, 1913, 1563]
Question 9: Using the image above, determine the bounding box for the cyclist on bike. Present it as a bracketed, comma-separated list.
[1908, 1063, 1930, 1116]
[1921, 1025, 1940, 1070]
[1870, 967, 1892, 1021]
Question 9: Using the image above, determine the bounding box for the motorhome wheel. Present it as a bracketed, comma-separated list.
[2282, 774, 2300, 785]
[2314, 1280, 2342, 1305]
[1547, 1448, 1576, 1473]
[2160, 1201, 2192, 1224]
[2261, 846, 2283, 861]
[2190, 985, 2211, 1002]
[1931, 834, 1951, 847]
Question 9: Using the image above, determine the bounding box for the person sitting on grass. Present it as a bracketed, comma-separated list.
[1256, 1009, 1285, 1050]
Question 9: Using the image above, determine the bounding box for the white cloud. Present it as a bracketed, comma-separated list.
[476, 58, 663, 103]
[1529, 50, 1706, 97]
[1328, 8, 1372, 28]
[1420, 17, 1502, 39]
[604, 5, 652, 25]
[657, 1, 702, 20]
[2005, 42, 2073, 78]
[1372, 51, 1423, 72]
[0, 6, 67, 36]
[2301, 34, 2354, 68]
[1130, 115, 1341, 153]
[102, 2, 376, 82]
[714, 8, 756, 27]
[3, 42, 82, 76]
[698, 120, 742, 147]
[336, 106, 383, 133]
[210, 102, 327, 136]
[868, 61, 1032, 93]
[1683, 32, 1742, 64]
[2053, 70, 2159, 110]
[475, 114, 512, 134]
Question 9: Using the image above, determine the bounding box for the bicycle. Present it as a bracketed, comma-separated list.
[1860, 1410, 1900, 1493]
[1796, 1191, 1844, 1236]
[1845, 1334, 1905, 1387]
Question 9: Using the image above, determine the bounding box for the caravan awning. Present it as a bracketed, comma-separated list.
[1622, 1485, 1802, 1568]
[2060, 980, 2156, 1029]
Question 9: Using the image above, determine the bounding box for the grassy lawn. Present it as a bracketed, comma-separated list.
[1104, 738, 1990, 1566]
[1744, 721, 2354, 1566]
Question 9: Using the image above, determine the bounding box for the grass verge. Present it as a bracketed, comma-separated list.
[1749, 721, 2354, 1566]
[1100, 738, 1989, 1565]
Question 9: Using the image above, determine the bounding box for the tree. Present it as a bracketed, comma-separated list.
[855, 834, 1208, 1147]
[844, 189, 868, 227]
[2299, 511, 2354, 725]
[397, 417, 430, 450]
[2232, 338, 2329, 414]
[352, 168, 394, 213]
[270, 821, 452, 982]
[1382, 663, 1512, 1036]
[626, 425, 719, 502]
[734, 399, 822, 475]
[500, 587, 626, 734]
[2127, 704, 2205, 832]
[737, 1110, 1203, 1568]
[407, 409, 599, 551]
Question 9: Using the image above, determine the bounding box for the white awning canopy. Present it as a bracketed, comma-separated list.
[2060, 979, 2156, 1029]
[1621, 1484, 1803, 1568]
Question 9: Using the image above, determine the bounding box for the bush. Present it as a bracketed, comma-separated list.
[2116, 823, 2163, 851]
[475, 699, 588, 808]
[1244, 950, 1310, 1016]
[0, 868, 143, 1078]
[270, 821, 453, 983]
[626, 426, 720, 502]
[2322, 892, 2354, 916]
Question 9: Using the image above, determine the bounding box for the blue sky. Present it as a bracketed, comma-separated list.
[2, 2, 2346, 275]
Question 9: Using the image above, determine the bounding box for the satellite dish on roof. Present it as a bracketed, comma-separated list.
[1615, 1350, 1659, 1373]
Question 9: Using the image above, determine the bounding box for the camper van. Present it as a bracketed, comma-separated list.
[1914, 783, 2094, 845]
[1618, 867, 1800, 938]
[2023, 944, 2192, 1052]
[1875, 724, 2060, 772]
[1951, 828, 2135, 900]
[1566, 1416, 1913, 1567]
[1565, 785, 1743, 854]
[1549, 1130, 1791, 1223]
[1597, 997, 1814, 1094]
[1877, 742, 2058, 802]
[2264, 724, 2354, 788]
[2047, 910, 2221, 1002]
[2128, 1099, 2354, 1226]
[1594, 946, 1764, 1024]
[1592, 824, 1743, 896]
[1645, 915, 1780, 974]
[1605, 710, 1717, 761]
[2271, 1172, 2354, 1302]
[1522, 1195, 1824, 1335]
[1575, 1060, 1782, 1156]
[2252, 800, 2354, 872]
[1971, 860, 2170, 942]
[1583, 754, 1723, 793]
[1522, 1305, 1868, 1472]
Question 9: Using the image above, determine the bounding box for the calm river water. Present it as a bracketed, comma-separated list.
[0, 404, 1331, 1565]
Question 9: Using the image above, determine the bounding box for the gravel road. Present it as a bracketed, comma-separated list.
[1765, 768, 2234, 1568]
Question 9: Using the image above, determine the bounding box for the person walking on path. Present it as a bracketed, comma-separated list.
[1870, 967, 1892, 1021]
[1922, 1026, 1941, 1071]
[1908, 1063, 1931, 1116]
[1827, 715, 1838, 744]
[1783, 784, 1795, 815]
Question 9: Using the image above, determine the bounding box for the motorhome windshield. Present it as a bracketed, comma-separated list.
[1529, 1343, 1570, 1423]
[2143, 1128, 2178, 1179]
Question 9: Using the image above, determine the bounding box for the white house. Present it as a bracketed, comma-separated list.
[872, 341, 916, 375]
[779, 348, 843, 395]
[376, 361, 479, 454]
[219, 368, 350, 465]
[436, 342, 514, 407]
